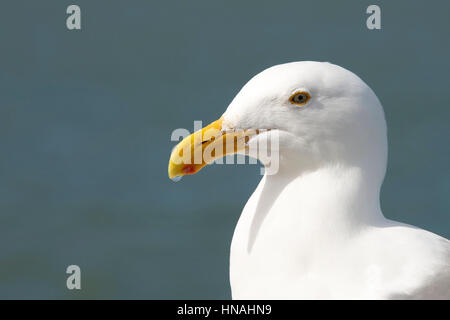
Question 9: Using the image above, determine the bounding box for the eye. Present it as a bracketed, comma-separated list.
[289, 91, 311, 106]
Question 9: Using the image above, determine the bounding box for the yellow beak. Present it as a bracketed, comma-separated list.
[168, 117, 256, 181]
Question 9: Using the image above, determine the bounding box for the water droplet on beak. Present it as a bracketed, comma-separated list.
[171, 176, 182, 182]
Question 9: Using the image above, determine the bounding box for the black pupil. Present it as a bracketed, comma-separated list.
[296, 94, 304, 101]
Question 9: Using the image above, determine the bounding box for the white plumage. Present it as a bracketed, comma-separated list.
[222, 62, 450, 299]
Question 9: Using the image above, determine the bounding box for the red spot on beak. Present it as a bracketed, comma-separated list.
[182, 165, 196, 174]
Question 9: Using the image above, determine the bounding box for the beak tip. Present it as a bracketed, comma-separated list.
[168, 161, 185, 182]
[168, 116, 228, 181]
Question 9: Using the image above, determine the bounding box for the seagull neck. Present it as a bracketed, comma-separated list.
[262, 159, 385, 228]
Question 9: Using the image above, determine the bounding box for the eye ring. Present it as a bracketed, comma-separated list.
[289, 91, 311, 106]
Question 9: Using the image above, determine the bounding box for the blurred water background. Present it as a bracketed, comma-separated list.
[0, 0, 449, 298]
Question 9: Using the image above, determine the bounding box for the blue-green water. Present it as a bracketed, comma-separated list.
[0, 0, 449, 299]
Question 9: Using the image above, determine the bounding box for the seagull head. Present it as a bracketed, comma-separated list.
[169, 61, 387, 181]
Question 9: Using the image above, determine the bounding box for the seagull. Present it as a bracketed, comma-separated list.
[168, 61, 450, 299]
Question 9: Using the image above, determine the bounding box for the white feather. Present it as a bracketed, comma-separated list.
[223, 61, 450, 299]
